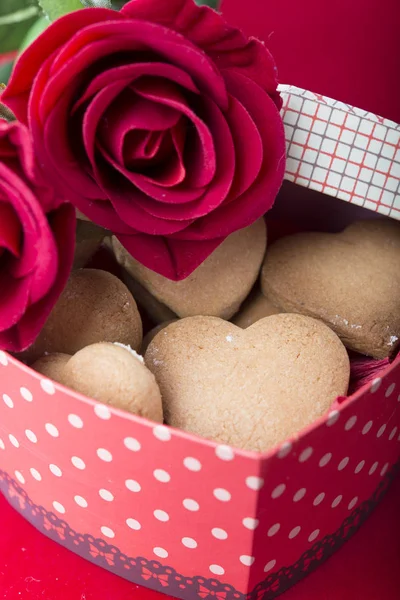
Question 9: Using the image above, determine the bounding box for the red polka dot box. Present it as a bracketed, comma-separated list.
[1, 88, 400, 600]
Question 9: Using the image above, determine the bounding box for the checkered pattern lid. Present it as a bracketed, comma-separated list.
[280, 85, 400, 221]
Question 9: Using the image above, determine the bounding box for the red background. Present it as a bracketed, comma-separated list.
[223, 0, 400, 124]
[1, 0, 400, 598]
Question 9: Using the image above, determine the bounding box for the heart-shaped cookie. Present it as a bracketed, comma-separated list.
[32, 353, 71, 384]
[145, 314, 349, 452]
[261, 220, 400, 359]
[32, 343, 163, 423]
[112, 219, 267, 322]
[63, 343, 163, 423]
[25, 269, 143, 362]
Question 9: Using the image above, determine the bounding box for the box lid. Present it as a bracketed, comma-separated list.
[280, 85, 400, 221]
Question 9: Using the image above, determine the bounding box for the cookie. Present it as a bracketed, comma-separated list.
[261, 219, 400, 358]
[113, 219, 267, 322]
[233, 290, 281, 328]
[118, 271, 177, 324]
[73, 220, 106, 269]
[63, 343, 163, 422]
[26, 269, 142, 360]
[141, 320, 178, 354]
[145, 314, 349, 452]
[31, 353, 71, 384]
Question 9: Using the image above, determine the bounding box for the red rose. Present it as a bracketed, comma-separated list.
[3, 0, 285, 280]
[0, 120, 75, 352]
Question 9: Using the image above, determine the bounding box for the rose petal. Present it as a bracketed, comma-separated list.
[42, 89, 108, 200]
[223, 95, 263, 199]
[124, 130, 165, 165]
[106, 184, 193, 235]
[102, 126, 185, 187]
[0, 266, 31, 332]
[170, 121, 186, 176]
[18, 213, 58, 306]
[80, 81, 193, 230]
[37, 89, 131, 233]
[39, 20, 227, 115]
[0, 121, 35, 182]
[81, 77, 184, 193]
[2, 8, 120, 122]
[139, 138, 186, 187]
[213, 43, 281, 109]
[98, 88, 181, 164]
[139, 123, 186, 187]
[40, 77, 169, 234]
[114, 77, 218, 202]
[121, 0, 190, 24]
[31, 170, 63, 214]
[0, 168, 58, 303]
[0, 139, 17, 159]
[66, 194, 134, 235]
[172, 71, 285, 241]
[139, 90, 235, 214]
[100, 139, 203, 205]
[121, 0, 280, 106]
[0, 204, 76, 351]
[103, 95, 235, 222]
[0, 166, 41, 279]
[28, 54, 111, 226]
[0, 202, 21, 256]
[121, 0, 234, 49]
[116, 230, 223, 281]
[30, 61, 131, 233]
[40, 36, 140, 124]
[82, 79, 130, 172]
[75, 62, 200, 110]
[111, 184, 206, 220]
[96, 161, 193, 234]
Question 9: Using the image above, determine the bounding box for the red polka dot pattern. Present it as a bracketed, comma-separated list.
[0, 350, 399, 596]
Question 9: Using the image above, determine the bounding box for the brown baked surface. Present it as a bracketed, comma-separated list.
[261, 220, 400, 358]
[27, 269, 143, 360]
[73, 221, 106, 269]
[145, 314, 349, 452]
[141, 320, 178, 354]
[119, 269, 177, 324]
[113, 219, 267, 321]
[63, 343, 163, 422]
[31, 353, 71, 384]
[233, 289, 281, 328]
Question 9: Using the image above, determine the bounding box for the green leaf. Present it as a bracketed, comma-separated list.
[37, 0, 84, 21]
[194, 0, 221, 8]
[0, 61, 13, 86]
[0, 2, 39, 54]
[0, 0, 34, 17]
[0, 7, 38, 25]
[82, 0, 112, 7]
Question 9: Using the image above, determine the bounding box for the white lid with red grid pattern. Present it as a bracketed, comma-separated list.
[280, 85, 400, 221]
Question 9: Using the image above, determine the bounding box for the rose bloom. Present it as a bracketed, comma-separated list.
[0, 120, 75, 352]
[3, 0, 285, 280]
